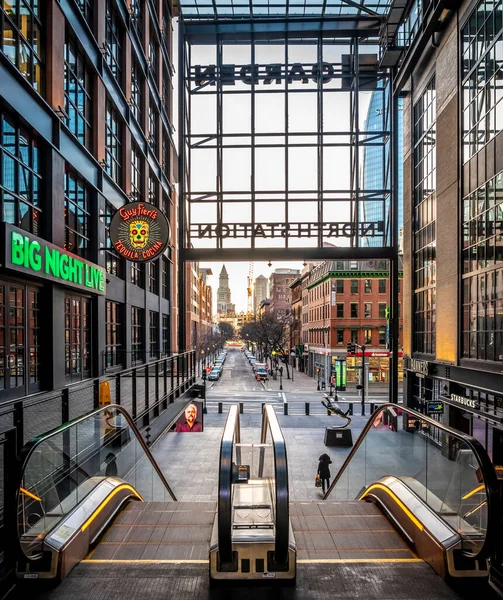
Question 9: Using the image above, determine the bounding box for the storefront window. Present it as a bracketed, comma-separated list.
[65, 295, 91, 382]
[1, 113, 42, 234]
[102, 202, 123, 278]
[28, 289, 40, 386]
[105, 300, 123, 369]
[149, 311, 158, 358]
[131, 306, 144, 364]
[0, 283, 40, 397]
[1, 0, 43, 91]
[65, 170, 89, 258]
[64, 36, 92, 148]
[162, 314, 169, 356]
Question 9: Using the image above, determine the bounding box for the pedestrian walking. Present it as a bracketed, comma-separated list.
[105, 452, 118, 477]
[317, 453, 332, 493]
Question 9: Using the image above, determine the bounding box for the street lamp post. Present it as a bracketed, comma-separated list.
[317, 367, 320, 391]
[361, 344, 366, 416]
[279, 366, 283, 391]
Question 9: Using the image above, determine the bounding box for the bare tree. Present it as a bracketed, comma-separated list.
[218, 321, 235, 342]
[240, 312, 297, 378]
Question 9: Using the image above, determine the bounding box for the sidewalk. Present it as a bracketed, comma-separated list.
[262, 365, 401, 397]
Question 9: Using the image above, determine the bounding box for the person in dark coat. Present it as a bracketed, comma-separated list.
[317, 453, 332, 493]
[105, 452, 118, 477]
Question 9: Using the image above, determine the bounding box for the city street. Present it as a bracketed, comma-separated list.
[204, 348, 400, 416]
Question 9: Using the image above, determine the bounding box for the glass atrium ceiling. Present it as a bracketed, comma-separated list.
[178, 0, 391, 20]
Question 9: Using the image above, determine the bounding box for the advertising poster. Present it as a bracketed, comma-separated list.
[171, 401, 204, 432]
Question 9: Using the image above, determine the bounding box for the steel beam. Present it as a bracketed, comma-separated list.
[181, 246, 394, 261]
[183, 16, 383, 43]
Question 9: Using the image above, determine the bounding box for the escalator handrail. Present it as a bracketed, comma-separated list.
[14, 404, 177, 562]
[324, 403, 500, 560]
[218, 404, 240, 565]
[260, 404, 289, 565]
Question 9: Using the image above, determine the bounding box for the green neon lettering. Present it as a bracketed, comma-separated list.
[97, 270, 104, 291]
[66, 257, 81, 283]
[29, 241, 42, 271]
[85, 264, 91, 287]
[11, 232, 24, 266]
[23, 237, 30, 268]
[75, 261, 83, 285]
[45, 248, 59, 277]
[60, 254, 69, 280]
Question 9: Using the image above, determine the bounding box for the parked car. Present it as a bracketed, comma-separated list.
[255, 368, 268, 381]
[253, 362, 268, 373]
[208, 368, 221, 381]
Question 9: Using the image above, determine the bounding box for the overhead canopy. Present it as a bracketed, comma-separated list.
[177, 0, 391, 20]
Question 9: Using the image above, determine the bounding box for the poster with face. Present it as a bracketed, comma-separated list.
[171, 401, 204, 432]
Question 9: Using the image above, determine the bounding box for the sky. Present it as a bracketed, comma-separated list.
[200, 260, 304, 314]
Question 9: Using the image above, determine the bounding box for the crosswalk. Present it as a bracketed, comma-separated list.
[204, 399, 341, 416]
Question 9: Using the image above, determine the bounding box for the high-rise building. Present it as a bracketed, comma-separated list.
[217, 265, 234, 314]
[253, 275, 268, 314]
[0, 0, 176, 396]
[362, 87, 403, 249]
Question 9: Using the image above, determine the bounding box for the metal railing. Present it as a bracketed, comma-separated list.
[325, 403, 500, 562]
[0, 350, 195, 586]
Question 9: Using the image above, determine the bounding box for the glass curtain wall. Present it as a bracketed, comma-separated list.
[184, 38, 391, 252]
[462, 1, 503, 362]
[413, 77, 436, 355]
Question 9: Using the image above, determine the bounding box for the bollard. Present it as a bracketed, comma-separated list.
[348, 403, 353, 416]
[284, 402, 288, 415]
[305, 402, 310, 416]
[218, 402, 222, 414]
[370, 402, 375, 413]
[240, 402, 244, 414]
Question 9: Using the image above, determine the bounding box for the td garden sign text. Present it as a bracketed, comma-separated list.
[194, 62, 338, 86]
[191, 221, 384, 240]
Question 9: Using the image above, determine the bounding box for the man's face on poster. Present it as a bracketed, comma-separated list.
[185, 404, 197, 425]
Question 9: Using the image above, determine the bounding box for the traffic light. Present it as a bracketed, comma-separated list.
[385, 306, 390, 321]
[347, 342, 355, 354]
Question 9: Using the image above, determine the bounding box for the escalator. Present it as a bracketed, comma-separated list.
[209, 403, 296, 580]
[11, 402, 502, 596]
[14, 404, 214, 581]
[319, 404, 500, 582]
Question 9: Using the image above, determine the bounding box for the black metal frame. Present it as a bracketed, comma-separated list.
[180, 35, 392, 257]
[177, 15, 402, 404]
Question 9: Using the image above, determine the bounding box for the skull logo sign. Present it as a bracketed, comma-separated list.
[130, 220, 149, 249]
